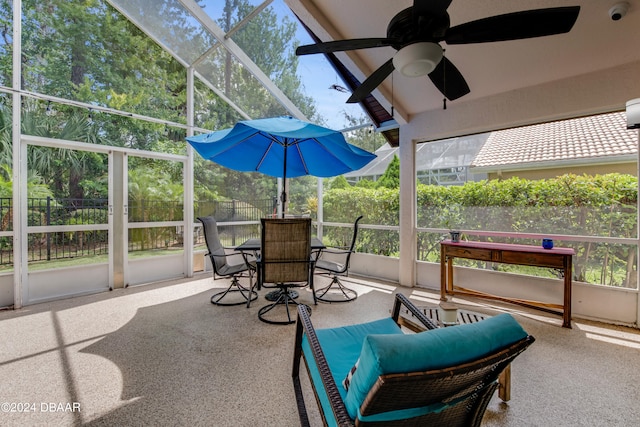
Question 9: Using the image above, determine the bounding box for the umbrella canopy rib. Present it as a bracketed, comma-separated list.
[293, 139, 310, 176]
[255, 136, 277, 174]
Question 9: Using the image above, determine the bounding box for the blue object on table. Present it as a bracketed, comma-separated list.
[542, 238, 554, 249]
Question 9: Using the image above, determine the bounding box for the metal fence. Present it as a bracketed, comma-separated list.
[0, 197, 277, 267]
[195, 198, 277, 222]
[27, 197, 109, 226]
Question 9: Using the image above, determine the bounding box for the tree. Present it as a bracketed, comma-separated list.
[330, 175, 349, 190]
[376, 155, 400, 189]
[355, 179, 375, 188]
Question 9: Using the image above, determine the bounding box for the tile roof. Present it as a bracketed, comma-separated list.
[471, 112, 638, 171]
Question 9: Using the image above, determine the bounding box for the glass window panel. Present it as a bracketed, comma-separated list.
[324, 224, 398, 257]
[23, 144, 109, 269]
[22, 1, 187, 125]
[109, 0, 215, 65]
[416, 118, 638, 289]
[128, 158, 185, 222]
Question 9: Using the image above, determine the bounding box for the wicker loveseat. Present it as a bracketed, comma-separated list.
[292, 293, 535, 426]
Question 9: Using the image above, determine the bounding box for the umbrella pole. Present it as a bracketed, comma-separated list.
[280, 183, 287, 218]
[281, 141, 288, 218]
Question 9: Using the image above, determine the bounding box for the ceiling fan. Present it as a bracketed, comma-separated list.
[295, 0, 580, 104]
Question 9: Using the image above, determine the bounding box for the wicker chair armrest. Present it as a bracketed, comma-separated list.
[294, 305, 354, 427]
[391, 293, 438, 331]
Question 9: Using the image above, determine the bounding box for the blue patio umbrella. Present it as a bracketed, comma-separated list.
[187, 116, 376, 217]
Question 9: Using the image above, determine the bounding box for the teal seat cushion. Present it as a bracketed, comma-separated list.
[301, 317, 403, 427]
[344, 313, 528, 421]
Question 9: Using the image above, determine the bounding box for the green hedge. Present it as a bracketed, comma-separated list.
[323, 174, 638, 287]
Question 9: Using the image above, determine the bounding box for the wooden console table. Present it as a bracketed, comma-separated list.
[440, 240, 575, 328]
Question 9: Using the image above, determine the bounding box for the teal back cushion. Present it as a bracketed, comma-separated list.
[343, 313, 528, 420]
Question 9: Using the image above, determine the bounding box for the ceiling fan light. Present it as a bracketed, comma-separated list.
[627, 98, 640, 129]
[393, 42, 443, 77]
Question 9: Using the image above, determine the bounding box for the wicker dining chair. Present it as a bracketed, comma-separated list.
[257, 218, 314, 325]
[314, 215, 363, 303]
[198, 216, 257, 307]
[293, 293, 535, 426]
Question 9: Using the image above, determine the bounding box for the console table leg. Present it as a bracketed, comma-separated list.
[440, 251, 447, 301]
[563, 255, 572, 328]
[447, 258, 454, 295]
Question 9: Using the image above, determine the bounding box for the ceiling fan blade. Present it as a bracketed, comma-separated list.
[428, 56, 470, 101]
[445, 6, 580, 44]
[296, 38, 396, 56]
[347, 58, 395, 104]
[413, 0, 452, 16]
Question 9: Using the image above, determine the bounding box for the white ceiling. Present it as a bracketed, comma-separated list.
[286, 0, 640, 141]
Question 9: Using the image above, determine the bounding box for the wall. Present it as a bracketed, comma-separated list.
[128, 254, 185, 287]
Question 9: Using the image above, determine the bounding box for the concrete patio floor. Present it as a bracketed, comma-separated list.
[1, 273, 639, 426]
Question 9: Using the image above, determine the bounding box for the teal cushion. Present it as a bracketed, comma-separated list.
[344, 313, 528, 421]
[301, 317, 402, 427]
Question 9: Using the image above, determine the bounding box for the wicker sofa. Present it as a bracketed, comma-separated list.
[292, 293, 535, 426]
